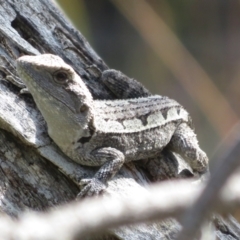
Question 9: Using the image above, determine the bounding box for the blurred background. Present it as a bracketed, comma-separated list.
[56, 0, 240, 160]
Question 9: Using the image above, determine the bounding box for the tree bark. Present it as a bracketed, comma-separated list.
[0, 1, 176, 239]
[0, 0, 239, 239]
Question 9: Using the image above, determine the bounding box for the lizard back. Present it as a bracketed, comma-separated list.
[94, 95, 190, 133]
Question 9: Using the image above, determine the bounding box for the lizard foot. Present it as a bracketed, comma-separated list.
[77, 178, 106, 198]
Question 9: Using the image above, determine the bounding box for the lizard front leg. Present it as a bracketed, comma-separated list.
[78, 148, 125, 198]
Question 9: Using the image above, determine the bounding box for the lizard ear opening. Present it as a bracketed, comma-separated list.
[53, 70, 69, 84]
[80, 104, 89, 113]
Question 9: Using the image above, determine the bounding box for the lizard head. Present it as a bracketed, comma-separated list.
[17, 54, 94, 133]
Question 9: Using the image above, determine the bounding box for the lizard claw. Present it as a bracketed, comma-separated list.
[77, 178, 106, 198]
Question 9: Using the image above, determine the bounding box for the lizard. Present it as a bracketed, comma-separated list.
[16, 54, 208, 197]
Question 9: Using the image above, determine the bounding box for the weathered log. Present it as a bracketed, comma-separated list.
[0, 0, 238, 239]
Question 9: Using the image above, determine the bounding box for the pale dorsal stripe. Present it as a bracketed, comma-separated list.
[94, 106, 189, 133]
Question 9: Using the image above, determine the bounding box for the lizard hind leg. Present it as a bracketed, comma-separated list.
[78, 148, 125, 198]
[168, 123, 209, 175]
[101, 69, 151, 99]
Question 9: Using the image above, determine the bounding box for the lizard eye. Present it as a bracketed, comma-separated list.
[53, 70, 69, 84]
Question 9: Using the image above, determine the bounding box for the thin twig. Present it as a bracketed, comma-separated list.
[110, 0, 238, 137]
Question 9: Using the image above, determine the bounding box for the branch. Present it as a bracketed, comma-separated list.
[0, 175, 238, 240]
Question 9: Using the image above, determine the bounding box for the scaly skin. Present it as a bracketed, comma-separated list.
[17, 54, 208, 197]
